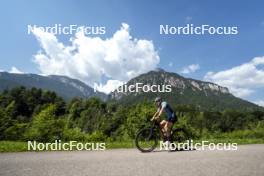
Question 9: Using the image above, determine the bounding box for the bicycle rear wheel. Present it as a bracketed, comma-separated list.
[135, 128, 158, 152]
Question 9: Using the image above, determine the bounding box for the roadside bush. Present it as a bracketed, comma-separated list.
[86, 131, 107, 142]
[62, 127, 86, 141]
[125, 102, 155, 138]
[4, 123, 28, 140]
[24, 104, 65, 142]
[174, 116, 199, 139]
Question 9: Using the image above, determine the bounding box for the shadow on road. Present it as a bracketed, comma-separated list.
[149, 148, 197, 153]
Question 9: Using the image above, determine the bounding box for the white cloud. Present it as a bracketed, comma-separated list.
[204, 56, 264, 98]
[169, 62, 173, 67]
[181, 64, 200, 74]
[9, 67, 24, 74]
[94, 80, 124, 94]
[254, 100, 264, 107]
[32, 23, 160, 94]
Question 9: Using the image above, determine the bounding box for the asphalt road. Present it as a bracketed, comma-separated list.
[0, 144, 264, 176]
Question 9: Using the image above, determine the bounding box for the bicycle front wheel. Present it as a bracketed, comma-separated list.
[135, 128, 158, 152]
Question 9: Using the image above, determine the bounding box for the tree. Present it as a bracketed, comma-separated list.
[125, 102, 155, 138]
[0, 108, 12, 139]
[24, 104, 65, 142]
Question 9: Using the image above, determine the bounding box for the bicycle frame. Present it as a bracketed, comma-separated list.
[151, 120, 166, 140]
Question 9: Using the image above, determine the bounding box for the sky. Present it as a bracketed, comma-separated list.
[0, 0, 264, 106]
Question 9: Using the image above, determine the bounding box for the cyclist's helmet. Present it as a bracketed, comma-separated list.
[154, 97, 162, 103]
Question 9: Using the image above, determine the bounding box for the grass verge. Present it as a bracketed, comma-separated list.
[0, 139, 263, 152]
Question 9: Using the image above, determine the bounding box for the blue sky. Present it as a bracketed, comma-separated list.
[0, 0, 264, 105]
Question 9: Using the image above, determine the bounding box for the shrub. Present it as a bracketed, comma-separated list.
[24, 104, 65, 142]
[4, 123, 28, 140]
[62, 127, 86, 141]
[86, 131, 107, 142]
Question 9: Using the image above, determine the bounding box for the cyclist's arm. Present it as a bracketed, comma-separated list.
[157, 107, 164, 118]
[153, 111, 158, 117]
[152, 107, 164, 121]
[151, 111, 159, 120]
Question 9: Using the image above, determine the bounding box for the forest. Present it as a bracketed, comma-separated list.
[0, 86, 264, 143]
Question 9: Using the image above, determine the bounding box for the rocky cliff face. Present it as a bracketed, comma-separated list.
[110, 69, 260, 111]
[111, 69, 230, 99]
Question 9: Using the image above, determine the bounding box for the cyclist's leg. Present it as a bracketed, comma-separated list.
[164, 121, 173, 141]
[159, 120, 167, 141]
[159, 120, 166, 130]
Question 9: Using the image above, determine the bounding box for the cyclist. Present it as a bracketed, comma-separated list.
[151, 97, 177, 143]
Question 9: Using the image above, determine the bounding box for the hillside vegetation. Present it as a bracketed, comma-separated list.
[0, 87, 263, 145]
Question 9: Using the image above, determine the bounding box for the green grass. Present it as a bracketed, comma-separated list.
[0, 139, 264, 152]
[0, 140, 135, 152]
[0, 141, 28, 152]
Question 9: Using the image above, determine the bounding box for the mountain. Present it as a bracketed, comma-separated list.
[1, 70, 262, 111]
[0, 72, 106, 100]
[110, 69, 262, 111]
